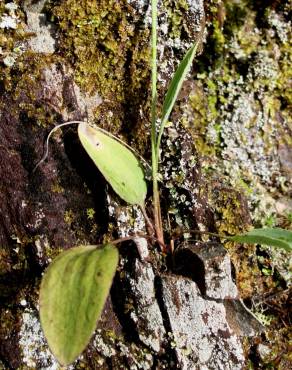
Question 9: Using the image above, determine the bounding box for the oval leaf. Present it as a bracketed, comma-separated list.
[228, 228, 292, 252]
[78, 123, 147, 205]
[39, 244, 119, 366]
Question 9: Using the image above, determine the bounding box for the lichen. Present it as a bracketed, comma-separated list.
[177, 0, 292, 241]
[86, 208, 95, 220]
[19, 308, 60, 370]
[180, 1, 292, 366]
[194, 0, 291, 218]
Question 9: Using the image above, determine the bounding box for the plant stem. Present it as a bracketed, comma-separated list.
[140, 205, 155, 235]
[110, 234, 167, 252]
[151, 0, 164, 246]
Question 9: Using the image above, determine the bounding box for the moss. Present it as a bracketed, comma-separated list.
[0, 1, 26, 73]
[86, 208, 95, 220]
[64, 209, 75, 226]
[50, 0, 131, 96]
[51, 181, 64, 194]
[1, 39, 60, 127]
[260, 327, 292, 369]
[163, 0, 189, 39]
[0, 4, 59, 126]
[0, 0, 152, 139]
[209, 187, 249, 236]
[187, 80, 219, 158]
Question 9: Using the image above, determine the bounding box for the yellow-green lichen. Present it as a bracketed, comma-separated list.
[187, 80, 219, 158]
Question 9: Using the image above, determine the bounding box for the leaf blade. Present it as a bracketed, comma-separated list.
[78, 123, 147, 205]
[228, 228, 292, 252]
[156, 42, 199, 151]
[39, 244, 119, 365]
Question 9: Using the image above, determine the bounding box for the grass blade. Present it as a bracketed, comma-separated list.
[156, 42, 199, 157]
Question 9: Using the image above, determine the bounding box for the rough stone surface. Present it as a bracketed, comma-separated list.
[161, 275, 245, 370]
[174, 242, 239, 299]
[127, 259, 166, 352]
[24, 0, 56, 54]
[0, 0, 291, 369]
[40, 64, 102, 121]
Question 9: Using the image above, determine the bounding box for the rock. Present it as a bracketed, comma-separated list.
[160, 275, 245, 370]
[2, 0, 287, 368]
[113, 241, 263, 369]
[278, 144, 292, 183]
[174, 242, 239, 299]
[24, 0, 56, 54]
[275, 196, 292, 214]
[257, 343, 272, 362]
[40, 64, 102, 121]
[223, 300, 264, 337]
[19, 308, 62, 370]
[127, 259, 166, 353]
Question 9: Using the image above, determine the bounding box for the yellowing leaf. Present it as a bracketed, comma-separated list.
[228, 228, 292, 252]
[78, 123, 147, 205]
[39, 244, 119, 365]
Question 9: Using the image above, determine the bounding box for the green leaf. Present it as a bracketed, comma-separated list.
[78, 123, 147, 205]
[161, 43, 198, 123]
[228, 228, 292, 252]
[156, 42, 199, 150]
[39, 244, 119, 366]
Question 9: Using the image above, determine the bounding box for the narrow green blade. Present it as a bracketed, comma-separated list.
[78, 123, 147, 205]
[157, 42, 199, 150]
[39, 244, 119, 365]
[228, 228, 292, 252]
[161, 43, 198, 123]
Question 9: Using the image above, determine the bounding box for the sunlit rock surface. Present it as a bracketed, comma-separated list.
[0, 0, 291, 368]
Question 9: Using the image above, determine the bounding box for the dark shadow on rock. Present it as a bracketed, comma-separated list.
[153, 275, 179, 366]
[173, 247, 206, 296]
[0, 243, 42, 307]
[62, 128, 109, 237]
[110, 242, 141, 344]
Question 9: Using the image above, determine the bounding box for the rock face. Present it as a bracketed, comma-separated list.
[86, 241, 260, 370]
[0, 0, 291, 369]
[161, 276, 244, 370]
